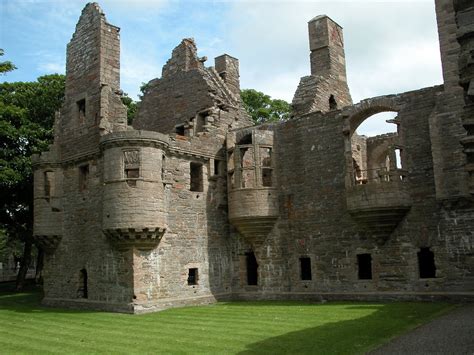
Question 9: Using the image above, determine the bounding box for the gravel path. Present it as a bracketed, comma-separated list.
[370, 304, 474, 355]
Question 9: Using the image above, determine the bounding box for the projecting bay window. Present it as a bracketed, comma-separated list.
[232, 145, 273, 189]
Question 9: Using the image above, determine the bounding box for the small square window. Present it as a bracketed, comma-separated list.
[188, 268, 198, 285]
[175, 124, 185, 136]
[125, 168, 139, 179]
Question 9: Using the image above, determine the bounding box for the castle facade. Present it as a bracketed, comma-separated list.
[33, 1, 474, 313]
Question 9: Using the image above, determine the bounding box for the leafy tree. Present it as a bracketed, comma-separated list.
[120, 93, 138, 125]
[241, 89, 291, 124]
[0, 53, 65, 289]
[0, 49, 16, 74]
[120, 82, 156, 125]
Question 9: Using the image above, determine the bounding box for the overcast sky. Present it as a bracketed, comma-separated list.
[1, 0, 442, 135]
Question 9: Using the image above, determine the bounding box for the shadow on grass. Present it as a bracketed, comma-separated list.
[1, 283, 454, 354]
[0, 281, 98, 315]
[237, 303, 453, 355]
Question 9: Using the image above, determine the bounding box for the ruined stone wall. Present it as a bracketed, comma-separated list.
[351, 133, 367, 181]
[431, 0, 470, 199]
[292, 15, 352, 116]
[36, 4, 132, 311]
[454, 0, 474, 194]
[34, 1, 474, 313]
[41, 154, 135, 311]
[366, 133, 398, 181]
[231, 85, 473, 299]
[134, 39, 251, 136]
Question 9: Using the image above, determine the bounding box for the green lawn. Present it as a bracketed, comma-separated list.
[0, 285, 454, 354]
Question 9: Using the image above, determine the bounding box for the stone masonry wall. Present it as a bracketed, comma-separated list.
[231, 85, 473, 299]
[34, 1, 473, 313]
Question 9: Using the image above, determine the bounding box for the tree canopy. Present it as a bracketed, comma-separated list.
[240, 89, 291, 124]
[0, 50, 65, 289]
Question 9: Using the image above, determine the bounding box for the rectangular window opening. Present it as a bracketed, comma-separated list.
[188, 268, 198, 285]
[246, 252, 258, 285]
[262, 168, 273, 187]
[77, 99, 86, 124]
[44, 171, 54, 199]
[300, 257, 312, 281]
[228, 171, 235, 189]
[175, 124, 185, 136]
[190, 162, 203, 192]
[161, 154, 166, 181]
[123, 150, 140, 187]
[195, 112, 208, 134]
[357, 253, 372, 280]
[214, 159, 221, 176]
[418, 247, 436, 279]
[79, 164, 89, 191]
[260, 147, 272, 167]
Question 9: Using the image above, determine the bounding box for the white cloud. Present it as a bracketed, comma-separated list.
[121, 50, 162, 99]
[38, 61, 64, 74]
[223, 0, 442, 106]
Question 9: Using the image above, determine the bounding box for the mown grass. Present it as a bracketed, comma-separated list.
[0, 284, 454, 354]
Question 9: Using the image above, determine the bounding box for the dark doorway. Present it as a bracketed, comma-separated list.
[357, 254, 372, 280]
[78, 269, 88, 299]
[418, 247, 436, 278]
[246, 252, 258, 285]
[300, 257, 312, 280]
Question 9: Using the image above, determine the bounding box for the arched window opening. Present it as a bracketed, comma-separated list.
[78, 269, 88, 299]
[350, 111, 403, 185]
[237, 133, 252, 145]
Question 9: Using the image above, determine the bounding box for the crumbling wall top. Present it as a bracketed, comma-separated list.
[162, 38, 205, 77]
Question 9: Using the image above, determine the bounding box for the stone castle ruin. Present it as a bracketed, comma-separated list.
[33, 1, 473, 313]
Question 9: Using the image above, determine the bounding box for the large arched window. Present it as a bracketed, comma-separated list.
[344, 97, 404, 187]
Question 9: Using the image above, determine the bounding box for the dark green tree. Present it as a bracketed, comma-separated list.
[241, 89, 291, 124]
[0, 49, 16, 74]
[0, 53, 65, 289]
[120, 93, 138, 125]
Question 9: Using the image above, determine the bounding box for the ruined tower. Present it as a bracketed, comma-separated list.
[292, 15, 352, 116]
